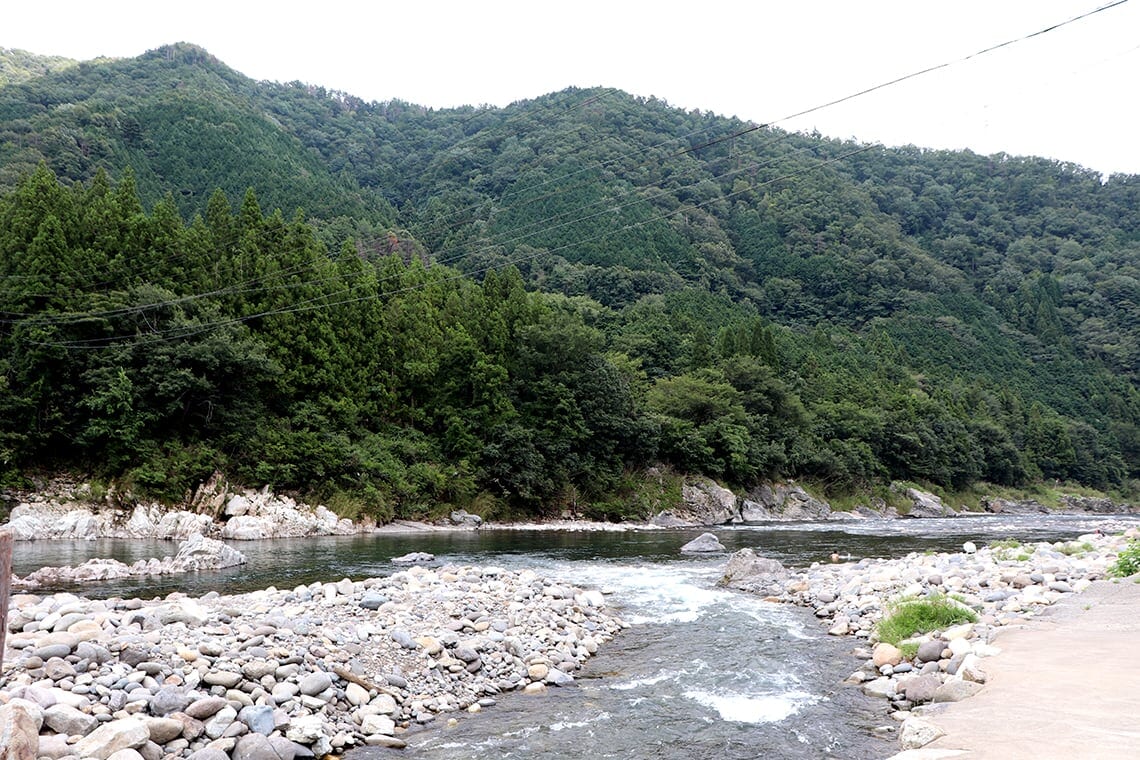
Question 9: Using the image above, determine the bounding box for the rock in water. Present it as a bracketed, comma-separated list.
[391, 552, 435, 564]
[717, 548, 788, 595]
[680, 532, 727, 553]
[14, 533, 245, 590]
[174, 533, 247, 570]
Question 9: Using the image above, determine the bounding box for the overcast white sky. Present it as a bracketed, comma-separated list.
[6, 1, 1138, 175]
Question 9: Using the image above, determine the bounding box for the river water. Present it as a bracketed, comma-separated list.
[10, 514, 1137, 759]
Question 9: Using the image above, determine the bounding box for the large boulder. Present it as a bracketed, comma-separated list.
[982, 498, 1048, 514]
[653, 478, 738, 526]
[680, 532, 726, 553]
[1059, 495, 1135, 514]
[898, 717, 945, 750]
[449, 510, 483, 528]
[740, 483, 831, 521]
[903, 488, 950, 518]
[648, 511, 692, 528]
[173, 533, 247, 570]
[126, 505, 213, 540]
[931, 678, 984, 703]
[717, 548, 788, 595]
[4, 504, 108, 540]
[221, 515, 270, 540]
[898, 673, 942, 704]
[71, 718, 150, 760]
[224, 494, 251, 517]
[0, 699, 43, 760]
[391, 552, 435, 564]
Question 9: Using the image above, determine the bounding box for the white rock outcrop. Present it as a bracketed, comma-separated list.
[4, 481, 371, 541]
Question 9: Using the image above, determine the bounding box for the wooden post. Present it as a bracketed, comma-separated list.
[0, 531, 10, 673]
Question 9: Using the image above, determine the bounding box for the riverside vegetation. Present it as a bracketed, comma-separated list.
[2, 43, 1140, 525]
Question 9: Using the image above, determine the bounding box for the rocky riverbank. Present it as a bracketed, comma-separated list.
[721, 522, 1139, 755]
[2, 484, 368, 542]
[0, 564, 627, 759]
[3, 474, 1137, 540]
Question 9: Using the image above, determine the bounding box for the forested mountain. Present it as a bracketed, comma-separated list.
[0, 48, 76, 87]
[2, 43, 1138, 519]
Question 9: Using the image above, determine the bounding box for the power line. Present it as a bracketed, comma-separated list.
[766, 0, 1130, 130]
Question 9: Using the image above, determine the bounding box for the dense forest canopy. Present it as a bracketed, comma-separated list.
[1, 43, 1138, 519]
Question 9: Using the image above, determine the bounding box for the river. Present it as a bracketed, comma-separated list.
[10, 514, 1137, 759]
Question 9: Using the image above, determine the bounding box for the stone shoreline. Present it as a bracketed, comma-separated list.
[0, 564, 627, 759]
[721, 521, 1140, 756]
[4, 476, 1136, 543]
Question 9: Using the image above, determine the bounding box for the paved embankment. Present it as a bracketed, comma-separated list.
[898, 578, 1140, 759]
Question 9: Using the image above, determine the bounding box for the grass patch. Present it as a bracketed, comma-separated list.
[1058, 540, 1095, 557]
[875, 594, 979, 647]
[898, 641, 919, 660]
[1108, 540, 1140, 579]
[989, 538, 1023, 562]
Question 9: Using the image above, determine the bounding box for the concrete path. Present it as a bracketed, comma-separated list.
[892, 578, 1140, 759]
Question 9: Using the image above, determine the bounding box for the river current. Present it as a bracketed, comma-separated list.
[11, 514, 1138, 759]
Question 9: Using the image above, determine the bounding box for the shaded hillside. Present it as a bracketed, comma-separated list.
[1, 44, 1138, 516]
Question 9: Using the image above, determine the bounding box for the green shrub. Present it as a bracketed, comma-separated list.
[875, 594, 979, 646]
[1058, 541, 1095, 557]
[989, 538, 1022, 562]
[1108, 540, 1140, 578]
[322, 485, 395, 524]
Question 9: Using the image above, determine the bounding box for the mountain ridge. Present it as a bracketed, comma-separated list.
[0, 43, 1137, 517]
